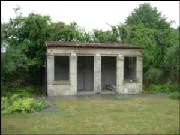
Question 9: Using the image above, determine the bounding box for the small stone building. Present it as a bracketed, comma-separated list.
[46, 41, 143, 96]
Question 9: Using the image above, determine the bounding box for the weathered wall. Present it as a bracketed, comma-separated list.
[47, 47, 143, 96]
[123, 82, 141, 94]
[47, 53, 77, 96]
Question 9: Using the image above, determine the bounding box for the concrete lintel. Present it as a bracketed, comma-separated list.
[117, 54, 124, 60]
[71, 53, 77, 56]
[95, 54, 101, 57]
[137, 55, 143, 61]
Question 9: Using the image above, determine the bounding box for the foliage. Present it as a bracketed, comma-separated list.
[169, 92, 180, 100]
[1, 45, 28, 86]
[93, 28, 120, 43]
[1, 85, 35, 97]
[145, 68, 163, 84]
[1, 82, 8, 96]
[1, 94, 49, 114]
[47, 21, 92, 42]
[8, 86, 34, 95]
[123, 25, 158, 72]
[1, 8, 92, 91]
[1, 97, 9, 111]
[126, 3, 171, 29]
[1, 12, 49, 88]
[143, 83, 179, 94]
[9, 98, 36, 113]
[164, 43, 180, 81]
[34, 99, 49, 111]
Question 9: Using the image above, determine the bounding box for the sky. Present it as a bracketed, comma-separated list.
[1, 1, 179, 32]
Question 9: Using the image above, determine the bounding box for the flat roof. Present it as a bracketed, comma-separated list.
[46, 41, 143, 49]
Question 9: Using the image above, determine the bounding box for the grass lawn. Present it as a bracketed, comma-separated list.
[1, 96, 179, 134]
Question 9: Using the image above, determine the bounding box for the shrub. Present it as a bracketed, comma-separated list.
[169, 92, 180, 100]
[21, 98, 36, 112]
[1, 97, 11, 114]
[1, 83, 8, 97]
[1, 97, 9, 110]
[7, 86, 34, 97]
[143, 83, 179, 94]
[145, 68, 163, 85]
[1, 94, 49, 114]
[9, 98, 36, 113]
[9, 99, 23, 113]
[9, 94, 23, 101]
[34, 100, 49, 111]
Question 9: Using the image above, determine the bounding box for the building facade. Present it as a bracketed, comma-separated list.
[46, 41, 143, 96]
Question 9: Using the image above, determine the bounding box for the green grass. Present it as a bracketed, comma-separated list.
[1, 97, 179, 134]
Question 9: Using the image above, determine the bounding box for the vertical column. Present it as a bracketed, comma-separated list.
[136, 56, 143, 92]
[94, 54, 101, 93]
[70, 53, 77, 94]
[116, 54, 124, 94]
[47, 55, 54, 84]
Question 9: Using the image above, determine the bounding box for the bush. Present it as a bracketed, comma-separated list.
[145, 68, 163, 85]
[1, 83, 8, 97]
[1, 97, 11, 115]
[2, 84, 46, 98]
[9, 94, 23, 101]
[1, 97, 9, 110]
[7, 86, 34, 97]
[9, 98, 36, 113]
[143, 83, 179, 94]
[169, 92, 180, 100]
[34, 100, 49, 111]
[1, 94, 49, 114]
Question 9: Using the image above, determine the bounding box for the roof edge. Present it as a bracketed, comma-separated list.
[45, 41, 144, 49]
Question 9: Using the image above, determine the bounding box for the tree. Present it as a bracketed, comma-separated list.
[126, 3, 171, 29]
[164, 43, 180, 81]
[1, 9, 51, 87]
[22, 13, 50, 67]
[92, 29, 120, 43]
[164, 28, 179, 82]
[1, 45, 28, 87]
[47, 21, 91, 42]
[1, 8, 92, 89]
[121, 24, 158, 72]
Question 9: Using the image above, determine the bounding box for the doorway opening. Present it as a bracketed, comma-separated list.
[101, 56, 116, 92]
[77, 56, 94, 92]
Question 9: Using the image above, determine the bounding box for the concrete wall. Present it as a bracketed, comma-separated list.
[123, 83, 141, 94]
[47, 53, 77, 96]
[47, 47, 143, 96]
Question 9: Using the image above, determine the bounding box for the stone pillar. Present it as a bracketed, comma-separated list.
[47, 55, 54, 96]
[47, 55, 54, 84]
[94, 54, 101, 93]
[70, 53, 77, 94]
[136, 56, 143, 92]
[116, 55, 124, 94]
